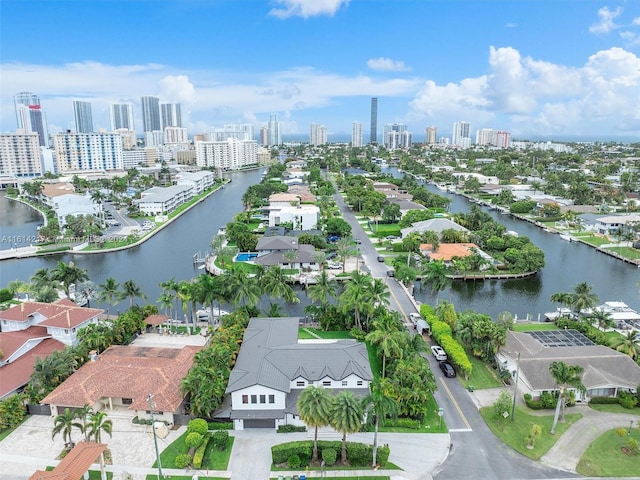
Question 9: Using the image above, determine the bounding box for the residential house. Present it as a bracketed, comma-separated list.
[372, 182, 413, 201]
[225, 317, 373, 429]
[134, 184, 193, 215]
[595, 214, 640, 236]
[51, 193, 101, 227]
[175, 170, 216, 195]
[497, 330, 640, 402]
[41, 345, 202, 424]
[387, 199, 425, 217]
[400, 218, 469, 239]
[268, 202, 319, 230]
[419, 242, 492, 267]
[254, 236, 320, 271]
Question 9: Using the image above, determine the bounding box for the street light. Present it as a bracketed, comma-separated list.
[511, 352, 521, 422]
[147, 394, 163, 480]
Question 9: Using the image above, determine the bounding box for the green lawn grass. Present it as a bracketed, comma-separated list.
[459, 355, 503, 389]
[607, 246, 640, 261]
[371, 224, 402, 237]
[578, 235, 611, 247]
[480, 406, 582, 460]
[588, 403, 640, 416]
[156, 431, 234, 470]
[365, 341, 382, 379]
[512, 323, 559, 332]
[576, 428, 640, 477]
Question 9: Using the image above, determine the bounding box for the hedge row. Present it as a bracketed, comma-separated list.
[192, 435, 210, 468]
[271, 440, 390, 467]
[420, 305, 472, 378]
[277, 424, 307, 433]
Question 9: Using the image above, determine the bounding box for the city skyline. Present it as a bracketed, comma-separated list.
[2, 0, 640, 141]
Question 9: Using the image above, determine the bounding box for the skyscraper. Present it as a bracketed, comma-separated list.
[110, 103, 134, 130]
[267, 114, 281, 146]
[426, 126, 438, 144]
[73, 100, 94, 133]
[14, 92, 48, 147]
[310, 123, 327, 146]
[452, 121, 471, 148]
[141, 96, 161, 132]
[370, 97, 378, 144]
[161, 103, 182, 128]
[351, 122, 363, 147]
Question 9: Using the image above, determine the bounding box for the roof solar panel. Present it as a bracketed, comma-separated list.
[528, 329, 594, 347]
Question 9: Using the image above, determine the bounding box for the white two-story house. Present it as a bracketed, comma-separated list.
[225, 317, 373, 429]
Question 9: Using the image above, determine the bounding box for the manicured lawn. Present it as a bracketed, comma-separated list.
[577, 235, 611, 247]
[513, 323, 559, 332]
[607, 246, 640, 261]
[147, 476, 226, 480]
[370, 224, 402, 237]
[459, 355, 503, 390]
[588, 403, 640, 415]
[156, 431, 234, 470]
[480, 406, 582, 460]
[576, 428, 640, 477]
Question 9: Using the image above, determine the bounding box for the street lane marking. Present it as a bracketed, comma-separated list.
[439, 377, 472, 430]
[448, 428, 473, 432]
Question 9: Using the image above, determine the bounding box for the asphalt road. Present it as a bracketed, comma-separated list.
[334, 189, 577, 480]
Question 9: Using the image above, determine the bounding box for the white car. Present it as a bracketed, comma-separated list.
[431, 345, 447, 361]
[409, 312, 422, 326]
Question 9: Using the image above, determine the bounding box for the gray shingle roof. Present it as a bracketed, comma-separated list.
[226, 318, 373, 394]
[256, 236, 299, 251]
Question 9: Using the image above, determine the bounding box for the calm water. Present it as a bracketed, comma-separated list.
[382, 168, 640, 319]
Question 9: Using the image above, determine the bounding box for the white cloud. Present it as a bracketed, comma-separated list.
[367, 57, 411, 72]
[268, 0, 349, 19]
[159, 75, 195, 105]
[589, 6, 622, 34]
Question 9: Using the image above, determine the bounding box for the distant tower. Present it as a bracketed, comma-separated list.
[141, 96, 161, 132]
[268, 114, 281, 146]
[161, 103, 182, 128]
[426, 126, 437, 144]
[14, 92, 48, 147]
[73, 100, 94, 133]
[351, 122, 363, 147]
[310, 123, 327, 146]
[110, 103, 135, 131]
[370, 97, 378, 144]
[452, 121, 471, 148]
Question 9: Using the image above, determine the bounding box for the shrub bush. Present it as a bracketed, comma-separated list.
[175, 453, 192, 468]
[346, 442, 371, 466]
[187, 418, 209, 435]
[322, 447, 337, 466]
[588, 396, 620, 405]
[618, 391, 639, 409]
[185, 432, 203, 449]
[277, 424, 307, 433]
[207, 421, 234, 430]
[383, 417, 420, 429]
[377, 444, 391, 465]
[192, 435, 210, 468]
[0, 289, 13, 303]
[287, 454, 302, 468]
[212, 430, 230, 450]
[539, 392, 558, 409]
[272, 441, 312, 465]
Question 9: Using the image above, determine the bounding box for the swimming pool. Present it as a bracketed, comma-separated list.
[235, 252, 258, 262]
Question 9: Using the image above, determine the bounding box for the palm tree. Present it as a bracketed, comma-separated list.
[296, 386, 332, 462]
[6, 279, 30, 300]
[571, 282, 599, 315]
[610, 331, 640, 360]
[307, 270, 338, 322]
[74, 404, 94, 441]
[98, 278, 122, 318]
[589, 309, 615, 332]
[75, 281, 97, 308]
[330, 391, 363, 465]
[335, 238, 354, 273]
[422, 260, 451, 300]
[549, 361, 586, 435]
[88, 410, 113, 443]
[226, 268, 261, 310]
[121, 279, 147, 307]
[159, 278, 180, 320]
[338, 271, 370, 330]
[52, 408, 80, 449]
[261, 266, 299, 304]
[362, 379, 399, 467]
[366, 315, 405, 378]
[51, 261, 89, 298]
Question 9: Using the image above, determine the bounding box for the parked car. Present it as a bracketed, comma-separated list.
[409, 312, 422, 326]
[377, 255, 385, 262]
[328, 262, 342, 270]
[386, 269, 395, 277]
[326, 252, 337, 260]
[439, 361, 456, 378]
[354, 238, 362, 244]
[431, 345, 447, 361]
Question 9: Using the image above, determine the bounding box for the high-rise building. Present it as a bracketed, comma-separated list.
[351, 122, 363, 147]
[452, 121, 471, 148]
[141, 96, 161, 132]
[52, 132, 124, 172]
[14, 92, 48, 147]
[161, 103, 182, 129]
[73, 100, 94, 133]
[110, 103, 134, 131]
[196, 138, 258, 170]
[260, 126, 269, 146]
[267, 114, 281, 146]
[164, 127, 188, 144]
[309, 123, 327, 146]
[494, 131, 511, 149]
[0, 132, 42, 177]
[426, 126, 438, 144]
[383, 124, 411, 149]
[207, 124, 254, 142]
[475, 128, 495, 146]
[370, 97, 378, 144]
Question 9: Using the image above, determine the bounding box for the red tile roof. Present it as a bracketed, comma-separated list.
[144, 314, 170, 326]
[0, 326, 50, 359]
[0, 301, 103, 329]
[29, 442, 106, 480]
[0, 338, 65, 399]
[420, 243, 478, 262]
[42, 345, 202, 413]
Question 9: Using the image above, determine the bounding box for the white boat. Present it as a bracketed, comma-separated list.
[594, 302, 640, 328]
[559, 234, 574, 242]
[544, 307, 574, 321]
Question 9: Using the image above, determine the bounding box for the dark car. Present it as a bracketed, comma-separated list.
[354, 238, 362, 244]
[386, 269, 395, 277]
[377, 255, 385, 262]
[439, 361, 456, 378]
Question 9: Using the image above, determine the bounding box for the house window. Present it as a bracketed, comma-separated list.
[356, 380, 363, 386]
[323, 380, 331, 387]
[122, 398, 132, 405]
[260, 395, 266, 404]
[296, 381, 305, 387]
[251, 395, 257, 404]
[341, 380, 348, 387]
[242, 395, 249, 404]
[269, 395, 275, 404]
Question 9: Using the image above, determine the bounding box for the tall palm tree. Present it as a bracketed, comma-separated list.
[88, 410, 113, 443]
[74, 281, 97, 308]
[121, 279, 147, 307]
[589, 309, 615, 332]
[609, 331, 640, 360]
[296, 386, 332, 462]
[226, 268, 261, 310]
[261, 266, 299, 304]
[159, 278, 180, 320]
[549, 361, 586, 435]
[422, 260, 451, 300]
[51, 261, 90, 298]
[330, 391, 364, 465]
[98, 278, 122, 318]
[571, 282, 599, 315]
[52, 408, 80, 449]
[362, 379, 399, 467]
[338, 271, 370, 330]
[307, 270, 338, 322]
[366, 315, 405, 378]
[335, 238, 354, 273]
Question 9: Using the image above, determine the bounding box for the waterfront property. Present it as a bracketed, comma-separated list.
[134, 184, 193, 215]
[254, 235, 320, 271]
[595, 214, 640, 236]
[224, 317, 372, 430]
[497, 330, 640, 402]
[400, 217, 469, 239]
[41, 344, 202, 424]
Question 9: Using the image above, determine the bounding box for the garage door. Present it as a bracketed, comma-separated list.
[244, 419, 275, 429]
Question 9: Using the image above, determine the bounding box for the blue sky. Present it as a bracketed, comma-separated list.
[2, 0, 640, 140]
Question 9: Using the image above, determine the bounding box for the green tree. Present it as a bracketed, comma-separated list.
[571, 282, 599, 314]
[121, 279, 147, 307]
[589, 309, 615, 332]
[362, 379, 398, 467]
[296, 386, 332, 462]
[549, 361, 586, 435]
[88, 410, 113, 443]
[51, 261, 89, 298]
[365, 315, 404, 378]
[97, 277, 122, 317]
[609, 331, 640, 360]
[52, 408, 80, 449]
[422, 260, 451, 300]
[338, 271, 371, 330]
[330, 391, 364, 465]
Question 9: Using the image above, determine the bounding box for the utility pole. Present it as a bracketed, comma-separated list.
[511, 352, 521, 422]
[147, 394, 163, 479]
